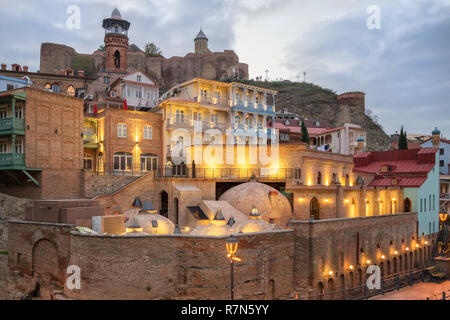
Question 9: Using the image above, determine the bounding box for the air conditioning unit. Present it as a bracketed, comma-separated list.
[84, 94, 94, 100]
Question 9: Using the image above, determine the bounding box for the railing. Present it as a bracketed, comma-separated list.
[0, 118, 25, 132]
[155, 166, 299, 180]
[197, 97, 229, 107]
[83, 134, 98, 147]
[441, 193, 450, 199]
[294, 262, 435, 300]
[89, 163, 155, 177]
[0, 153, 25, 168]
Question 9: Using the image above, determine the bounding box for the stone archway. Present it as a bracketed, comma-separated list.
[160, 191, 169, 218]
[32, 239, 59, 281]
[310, 197, 319, 220]
[404, 198, 412, 213]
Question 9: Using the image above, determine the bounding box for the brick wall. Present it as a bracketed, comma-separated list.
[0, 254, 7, 299]
[288, 213, 424, 294]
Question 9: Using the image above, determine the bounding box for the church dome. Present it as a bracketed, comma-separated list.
[219, 182, 292, 226]
[195, 28, 208, 41]
[432, 127, 441, 135]
[111, 7, 122, 18]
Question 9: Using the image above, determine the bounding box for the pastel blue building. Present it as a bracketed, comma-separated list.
[420, 127, 450, 174]
[0, 75, 32, 92]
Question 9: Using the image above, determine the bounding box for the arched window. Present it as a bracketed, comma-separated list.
[113, 152, 132, 172]
[174, 198, 179, 225]
[44, 83, 51, 90]
[160, 191, 169, 218]
[67, 85, 75, 96]
[51, 83, 61, 93]
[317, 172, 322, 185]
[345, 174, 350, 186]
[114, 50, 121, 68]
[404, 198, 411, 213]
[310, 197, 319, 220]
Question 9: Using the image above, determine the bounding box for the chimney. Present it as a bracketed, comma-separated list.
[1, 64, 6, 71]
[78, 70, 85, 77]
[23, 66, 29, 72]
[11, 64, 22, 72]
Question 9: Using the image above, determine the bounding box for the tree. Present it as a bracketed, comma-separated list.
[144, 42, 163, 57]
[398, 126, 408, 150]
[97, 45, 105, 52]
[301, 120, 310, 145]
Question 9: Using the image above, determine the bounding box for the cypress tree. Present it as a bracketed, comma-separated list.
[301, 120, 310, 145]
[399, 126, 408, 150]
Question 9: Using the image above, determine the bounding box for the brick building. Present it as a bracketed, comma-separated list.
[0, 87, 83, 199]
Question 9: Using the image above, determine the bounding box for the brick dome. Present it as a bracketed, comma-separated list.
[219, 182, 292, 226]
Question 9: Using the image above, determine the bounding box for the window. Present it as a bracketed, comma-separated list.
[420, 198, 423, 212]
[194, 112, 202, 122]
[137, 75, 142, 82]
[44, 83, 51, 90]
[433, 194, 435, 211]
[257, 119, 263, 129]
[440, 149, 445, 155]
[114, 152, 132, 171]
[175, 110, 184, 123]
[67, 86, 75, 96]
[140, 153, 158, 172]
[103, 77, 110, 84]
[144, 125, 152, 139]
[117, 123, 127, 138]
[6, 84, 15, 90]
[14, 138, 23, 154]
[0, 143, 7, 154]
[15, 105, 23, 119]
[201, 89, 207, 98]
[127, 86, 131, 97]
[0, 108, 7, 119]
[440, 160, 445, 167]
[280, 133, 290, 141]
[83, 153, 93, 170]
[135, 87, 142, 98]
[429, 195, 432, 211]
[51, 84, 61, 93]
[211, 113, 219, 124]
[424, 198, 427, 212]
[317, 172, 322, 185]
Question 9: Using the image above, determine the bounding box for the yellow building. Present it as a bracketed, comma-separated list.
[154, 78, 278, 165]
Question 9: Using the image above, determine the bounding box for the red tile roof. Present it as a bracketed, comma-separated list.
[369, 176, 427, 188]
[353, 148, 438, 188]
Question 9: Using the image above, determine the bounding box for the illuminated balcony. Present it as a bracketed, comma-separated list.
[83, 134, 99, 149]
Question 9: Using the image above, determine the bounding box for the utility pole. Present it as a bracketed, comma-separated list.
[265, 69, 269, 81]
[303, 72, 306, 82]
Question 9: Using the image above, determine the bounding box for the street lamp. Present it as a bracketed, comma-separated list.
[225, 235, 241, 300]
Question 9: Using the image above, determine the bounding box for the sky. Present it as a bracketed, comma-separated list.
[0, 0, 449, 136]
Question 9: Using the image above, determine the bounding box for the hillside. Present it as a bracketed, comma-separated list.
[227, 79, 390, 151]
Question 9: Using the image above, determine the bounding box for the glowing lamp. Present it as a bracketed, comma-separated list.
[394, 250, 399, 255]
[415, 244, 420, 248]
[225, 235, 240, 259]
[406, 247, 410, 251]
[392, 198, 396, 201]
[126, 216, 144, 233]
[439, 213, 448, 222]
[381, 255, 385, 260]
[366, 260, 371, 265]
[299, 198, 305, 202]
[349, 265, 354, 270]
[424, 241, 429, 245]
[249, 207, 262, 220]
[345, 199, 350, 203]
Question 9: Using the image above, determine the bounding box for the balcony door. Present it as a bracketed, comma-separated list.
[114, 152, 132, 172]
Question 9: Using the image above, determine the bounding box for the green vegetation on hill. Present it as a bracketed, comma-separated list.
[71, 55, 97, 77]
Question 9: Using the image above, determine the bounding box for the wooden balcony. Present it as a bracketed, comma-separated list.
[0, 118, 25, 136]
[0, 153, 25, 170]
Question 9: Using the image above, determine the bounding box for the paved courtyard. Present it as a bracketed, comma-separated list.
[371, 281, 450, 300]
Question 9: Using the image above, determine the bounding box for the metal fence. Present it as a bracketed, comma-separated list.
[88, 163, 154, 177]
[154, 166, 301, 181]
[426, 289, 449, 300]
[294, 263, 437, 300]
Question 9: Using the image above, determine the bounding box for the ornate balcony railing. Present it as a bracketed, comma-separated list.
[0, 153, 25, 169]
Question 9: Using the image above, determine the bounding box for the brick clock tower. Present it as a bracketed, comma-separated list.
[102, 8, 130, 72]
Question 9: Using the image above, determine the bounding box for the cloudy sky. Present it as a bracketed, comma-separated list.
[0, 0, 449, 136]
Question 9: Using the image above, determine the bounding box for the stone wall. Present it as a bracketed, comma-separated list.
[7, 221, 293, 300]
[0, 193, 31, 250]
[40, 43, 249, 90]
[7, 221, 73, 300]
[288, 213, 430, 296]
[0, 254, 7, 299]
[82, 172, 140, 199]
